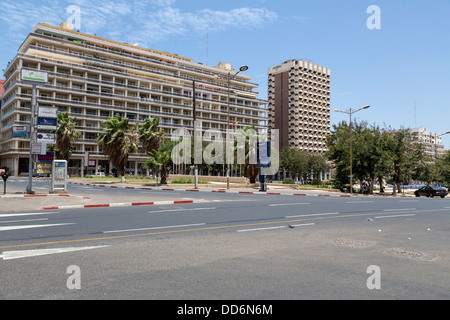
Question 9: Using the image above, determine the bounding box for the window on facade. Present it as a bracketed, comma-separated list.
[71, 107, 82, 114]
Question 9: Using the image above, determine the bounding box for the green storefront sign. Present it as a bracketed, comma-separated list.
[21, 69, 48, 83]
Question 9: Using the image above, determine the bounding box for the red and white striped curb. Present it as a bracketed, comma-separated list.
[67, 182, 415, 198]
[0, 194, 89, 199]
[41, 199, 205, 210]
[0, 194, 55, 198]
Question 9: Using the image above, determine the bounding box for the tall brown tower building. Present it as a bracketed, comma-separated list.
[268, 59, 331, 154]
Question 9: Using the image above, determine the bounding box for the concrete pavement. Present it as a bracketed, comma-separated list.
[0, 177, 423, 213]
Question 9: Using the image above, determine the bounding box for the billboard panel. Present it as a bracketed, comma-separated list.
[37, 117, 57, 130]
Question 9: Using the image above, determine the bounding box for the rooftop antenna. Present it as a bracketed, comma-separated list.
[206, 28, 209, 66]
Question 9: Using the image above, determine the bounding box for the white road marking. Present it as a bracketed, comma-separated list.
[285, 212, 340, 219]
[0, 223, 73, 232]
[238, 223, 315, 233]
[346, 201, 374, 203]
[269, 203, 311, 207]
[383, 208, 416, 212]
[375, 214, 416, 219]
[0, 246, 109, 260]
[0, 218, 49, 224]
[103, 223, 206, 234]
[289, 223, 316, 228]
[139, 191, 181, 194]
[237, 226, 287, 233]
[148, 207, 216, 214]
[0, 212, 58, 218]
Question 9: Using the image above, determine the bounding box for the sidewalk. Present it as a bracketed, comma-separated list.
[67, 179, 417, 194]
[66, 179, 418, 200]
[0, 178, 419, 213]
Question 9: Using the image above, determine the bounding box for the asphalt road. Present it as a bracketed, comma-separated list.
[1, 178, 450, 301]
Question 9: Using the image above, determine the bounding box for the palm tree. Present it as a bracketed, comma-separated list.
[97, 114, 138, 182]
[144, 139, 174, 185]
[236, 125, 260, 184]
[138, 117, 165, 157]
[54, 112, 81, 161]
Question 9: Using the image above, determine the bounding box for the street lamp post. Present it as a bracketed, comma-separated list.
[226, 65, 248, 190]
[333, 105, 370, 194]
[192, 80, 198, 189]
[21, 69, 48, 194]
[26, 84, 37, 194]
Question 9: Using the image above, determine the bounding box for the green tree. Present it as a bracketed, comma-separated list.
[235, 125, 261, 184]
[384, 128, 414, 195]
[410, 142, 435, 184]
[53, 112, 81, 161]
[280, 147, 330, 184]
[352, 123, 384, 194]
[280, 147, 309, 182]
[374, 131, 395, 193]
[144, 139, 174, 185]
[327, 121, 390, 194]
[97, 114, 138, 182]
[138, 117, 165, 156]
[308, 153, 330, 181]
[326, 120, 352, 190]
[280, 147, 310, 179]
[438, 150, 450, 185]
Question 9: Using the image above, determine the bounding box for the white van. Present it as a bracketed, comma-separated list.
[93, 172, 105, 177]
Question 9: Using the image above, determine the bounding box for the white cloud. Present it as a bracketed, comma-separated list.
[0, 0, 64, 31]
[0, 0, 278, 46]
[150, 0, 176, 7]
[189, 7, 278, 32]
[131, 4, 278, 45]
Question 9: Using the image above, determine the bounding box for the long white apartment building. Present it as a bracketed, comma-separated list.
[0, 23, 267, 176]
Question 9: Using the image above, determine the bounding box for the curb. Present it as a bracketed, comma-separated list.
[67, 181, 418, 198]
[41, 199, 205, 210]
[0, 194, 77, 198]
[37, 190, 422, 211]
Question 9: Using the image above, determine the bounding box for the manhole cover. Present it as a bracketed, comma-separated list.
[382, 247, 439, 261]
[333, 239, 374, 249]
[383, 248, 424, 259]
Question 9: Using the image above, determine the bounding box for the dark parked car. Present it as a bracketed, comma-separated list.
[415, 186, 448, 198]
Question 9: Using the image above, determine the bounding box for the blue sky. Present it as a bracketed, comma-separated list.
[1, 0, 449, 148]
